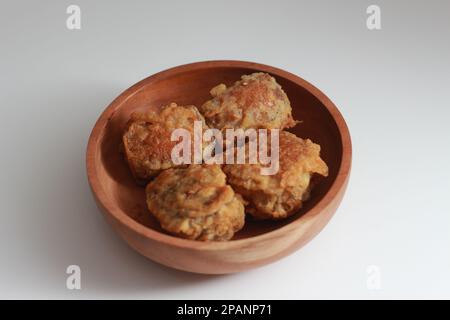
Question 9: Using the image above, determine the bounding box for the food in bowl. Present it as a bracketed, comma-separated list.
[199, 72, 296, 130]
[145, 164, 245, 241]
[87, 60, 351, 272]
[121, 72, 328, 240]
[122, 102, 207, 182]
[223, 131, 328, 220]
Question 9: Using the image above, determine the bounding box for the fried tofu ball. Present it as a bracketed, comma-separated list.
[146, 165, 245, 241]
[122, 103, 207, 181]
[199, 73, 296, 130]
[223, 131, 328, 220]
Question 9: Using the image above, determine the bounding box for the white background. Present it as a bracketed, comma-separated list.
[0, 0, 449, 299]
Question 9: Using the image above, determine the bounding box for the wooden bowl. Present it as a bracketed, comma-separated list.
[86, 61, 352, 274]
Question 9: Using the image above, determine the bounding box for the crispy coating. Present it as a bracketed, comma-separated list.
[199, 73, 296, 130]
[223, 131, 328, 220]
[146, 165, 245, 241]
[122, 103, 207, 181]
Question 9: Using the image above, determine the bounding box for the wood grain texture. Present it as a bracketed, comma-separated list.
[86, 60, 352, 274]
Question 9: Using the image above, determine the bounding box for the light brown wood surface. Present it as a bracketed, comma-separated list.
[86, 60, 352, 274]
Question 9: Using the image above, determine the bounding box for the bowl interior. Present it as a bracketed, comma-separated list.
[96, 65, 343, 240]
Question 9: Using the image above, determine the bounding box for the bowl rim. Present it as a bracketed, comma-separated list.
[86, 60, 352, 251]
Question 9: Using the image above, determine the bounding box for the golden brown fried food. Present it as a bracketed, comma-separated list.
[122, 103, 207, 181]
[199, 73, 296, 130]
[146, 164, 245, 241]
[223, 131, 328, 220]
